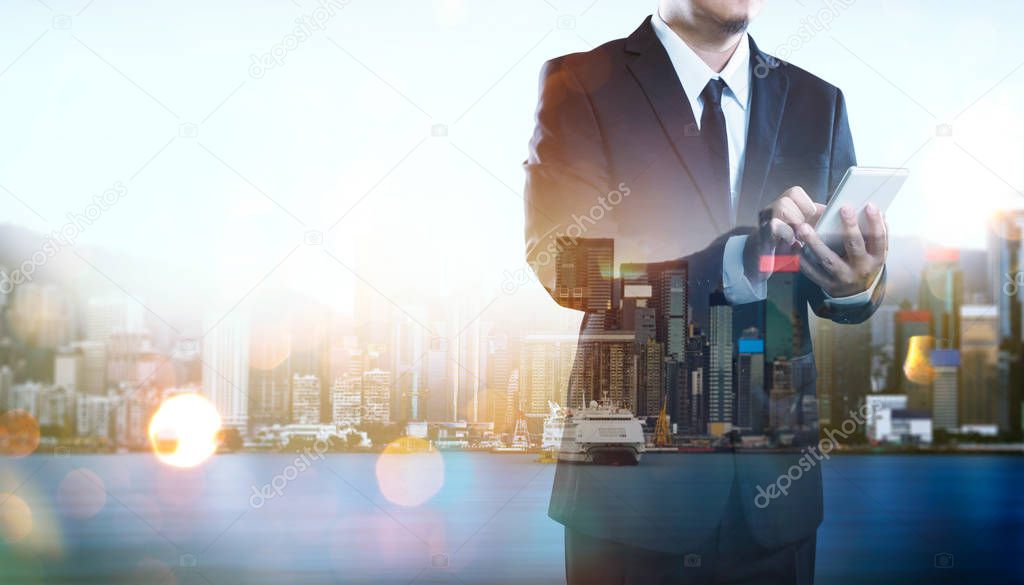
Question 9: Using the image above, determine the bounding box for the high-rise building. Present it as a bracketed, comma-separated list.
[990, 211, 1024, 436]
[660, 267, 688, 361]
[76, 393, 113, 440]
[0, 366, 13, 411]
[707, 292, 733, 436]
[682, 326, 707, 435]
[486, 333, 511, 428]
[769, 360, 796, 430]
[453, 302, 485, 423]
[85, 295, 145, 343]
[960, 305, 999, 426]
[331, 375, 362, 425]
[919, 248, 963, 349]
[737, 332, 765, 432]
[54, 348, 84, 392]
[817, 318, 871, 427]
[931, 349, 960, 431]
[425, 335, 452, 422]
[74, 340, 107, 396]
[571, 331, 636, 410]
[521, 334, 577, 413]
[555, 238, 614, 328]
[249, 358, 291, 430]
[202, 312, 249, 429]
[989, 210, 1024, 340]
[362, 369, 391, 423]
[390, 306, 426, 422]
[637, 338, 664, 418]
[503, 369, 520, 432]
[291, 374, 321, 424]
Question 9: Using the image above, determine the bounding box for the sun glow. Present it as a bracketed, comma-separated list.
[148, 394, 222, 468]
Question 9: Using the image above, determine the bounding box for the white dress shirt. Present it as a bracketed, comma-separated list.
[651, 12, 877, 307]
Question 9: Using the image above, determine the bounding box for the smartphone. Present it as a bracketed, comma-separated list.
[816, 166, 908, 252]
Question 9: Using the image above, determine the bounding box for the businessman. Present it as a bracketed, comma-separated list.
[524, 1, 887, 583]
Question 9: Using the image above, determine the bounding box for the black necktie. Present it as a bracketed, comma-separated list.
[699, 78, 732, 225]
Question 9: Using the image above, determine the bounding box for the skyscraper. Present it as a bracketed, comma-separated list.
[683, 326, 707, 435]
[919, 248, 963, 349]
[931, 349, 960, 431]
[521, 334, 577, 413]
[291, 374, 320, 424]
[202, 312, 249, 429]
[990, 211, 1024, 436]
[737, 331, 765, 432]
[362, 369, 391, 423]
[817, 317, 871, 427]
[555, 237, 614, 328]
[573, 331, 637, 410]
[707, 292, 734, 436]
[769, 360, 796, 431]
[960, 305, 999, 426]
[331, 375, 362, 425]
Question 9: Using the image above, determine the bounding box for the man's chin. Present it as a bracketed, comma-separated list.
[718, 18, 750, 35]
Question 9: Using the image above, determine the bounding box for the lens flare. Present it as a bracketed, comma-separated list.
[148, 394, 221, 468]
[375, 437, 444, 507]
[0, 410, 41, 457]
[0, 492, 33, 543]
[57, 469, 107, 519]
[904, 335, 936, 385]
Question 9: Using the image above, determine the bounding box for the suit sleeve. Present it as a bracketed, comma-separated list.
[801, 88, 886, 324]
[524, 58, 732, 309]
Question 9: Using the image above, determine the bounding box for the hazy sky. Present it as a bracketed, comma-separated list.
[1, 0, 1022, 320]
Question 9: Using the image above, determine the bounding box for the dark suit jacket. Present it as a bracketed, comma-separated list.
[523, 17, 886, 553]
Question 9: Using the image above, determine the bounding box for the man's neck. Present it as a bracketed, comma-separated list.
[658, 9, 744, 73]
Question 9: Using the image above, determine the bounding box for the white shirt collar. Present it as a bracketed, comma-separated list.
[650, 11, 751, 111]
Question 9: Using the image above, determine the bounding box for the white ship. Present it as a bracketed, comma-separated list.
[542, 400, 645, 465]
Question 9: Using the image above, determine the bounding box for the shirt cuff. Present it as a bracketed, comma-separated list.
[722, 235, 767, 305]
[823, 265, 884, 307]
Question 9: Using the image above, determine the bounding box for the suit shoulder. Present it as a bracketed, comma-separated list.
[539, 38, 628, 88]
[773, 56, 844, 101]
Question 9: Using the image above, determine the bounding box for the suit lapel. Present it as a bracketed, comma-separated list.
[624, 17, 730, 234]
[737, 38, 789, 227]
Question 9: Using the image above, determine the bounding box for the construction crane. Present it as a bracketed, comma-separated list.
[653, 393, 672, 447]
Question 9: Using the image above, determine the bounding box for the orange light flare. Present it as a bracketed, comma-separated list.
[148, 394, 222, 468]
[0, 410, 41, 457]
[903, 335, 936, 386]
